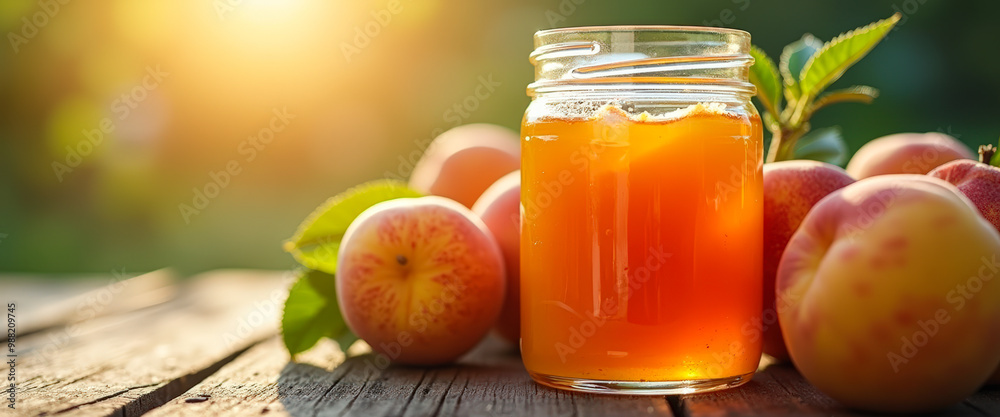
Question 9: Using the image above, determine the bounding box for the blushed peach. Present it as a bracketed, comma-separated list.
[761, 161, 854, 361]
[409, 124, 520, 208]
[472, 171, 521, 345]
[928, 147, 1000, 385]
[777, 175, 1000, 413]
[928, 148, 1000, 232]
[337, 196, 506, 365]
[845, 132, 973, 179]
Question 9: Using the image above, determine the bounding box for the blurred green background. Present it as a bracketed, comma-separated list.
[1, 0, 997, 275]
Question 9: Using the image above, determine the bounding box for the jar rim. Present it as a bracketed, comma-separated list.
[535, 25, 750, 38]
[529, 25, 754, 97]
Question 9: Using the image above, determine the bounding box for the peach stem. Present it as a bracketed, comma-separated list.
[980, 144, 997, 166]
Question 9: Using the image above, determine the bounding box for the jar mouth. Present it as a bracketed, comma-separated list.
[535, 25, 751, 38]
[528, 25, 755, 97]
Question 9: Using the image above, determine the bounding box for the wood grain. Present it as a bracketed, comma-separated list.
[676, 363, 856, 417]
[678, 362, 1000, 417]
[8, 269, 177, 336]
[146, 336, 674, 417]
[16, 269, 289, 417]
[15, 270, 1000, 417]
[145, 331, 1000, 417]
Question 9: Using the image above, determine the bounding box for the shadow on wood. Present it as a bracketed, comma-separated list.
[677, 361, 999, 417]
[275, 337, 674, 417]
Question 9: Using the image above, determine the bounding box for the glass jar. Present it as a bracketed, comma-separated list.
[520, 26, 763, 395]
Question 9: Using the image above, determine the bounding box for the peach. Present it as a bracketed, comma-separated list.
[409, 124, 520, 208]
[762, 161, 854, 361]
[929, 146, 1000, 385]
[472, 171, 521, 345]
[777, 175, 1000, 413]
[928, 146, 1000, 232]
[845, 132, 973, 179]
[336, 196, 506, 365]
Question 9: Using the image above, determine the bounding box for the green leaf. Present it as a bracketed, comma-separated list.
[779, 34, 823, 103]
[793, 126, 848, 166]
[306, 267, 338, 298]
[799, 13, 901, 98]
[284, 180, 422, 274]
[779, 34, 823, 87]
[281, 269, 355, 356]
[808, 86, 879, 120]
[811, 85, 879, 111]
[749, 45, 783, 117]
[331, 328, 359, 350]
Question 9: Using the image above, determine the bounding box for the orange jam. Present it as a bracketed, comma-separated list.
[520, 103, 763, 384]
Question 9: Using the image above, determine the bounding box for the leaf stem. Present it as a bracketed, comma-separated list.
[766, 125, 808, 163]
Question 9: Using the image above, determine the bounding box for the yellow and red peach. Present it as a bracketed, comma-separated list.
[336, 196, 506, 365]
[929, 146, 1000, 385]
[845, 132, 973, 179]
[777, 175, 1000, 413]
[409, 124, 520, 208]
[762, 161, 854, 361]
[928, 148, 1000, 232]
[472, 171, 521, 345]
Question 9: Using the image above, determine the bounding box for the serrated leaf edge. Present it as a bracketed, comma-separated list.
[281, 269, 356, 358]
[281, 271, 327, 357]
[798, 13, 901, 97]
[779, 34, 823, 90]
[285, 179, 420, 250]
[749, 45, 783, 116]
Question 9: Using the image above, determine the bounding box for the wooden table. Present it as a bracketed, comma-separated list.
[8, 269, 1000, 416]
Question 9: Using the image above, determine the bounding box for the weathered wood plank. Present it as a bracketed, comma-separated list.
[146, 336, 674, 417]
[143, 337, 351, 417]
[676, 362, 999, 416]
[5, 269, 176, 336]
[674, 363, 852, 417]
[0, 274, 113, 328]
[16, 269, 1000, 417]
[16, 269, 289, 417]
[964, 388, 1000, 416]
